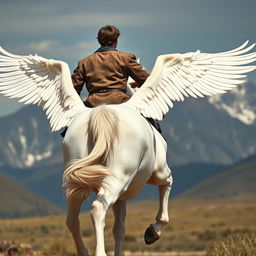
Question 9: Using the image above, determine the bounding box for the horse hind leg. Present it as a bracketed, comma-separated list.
[66, 197, 89, 256]
[112, 200, 126, 256]
[90, 176, 130, 256]
[145, 166, 173, 245]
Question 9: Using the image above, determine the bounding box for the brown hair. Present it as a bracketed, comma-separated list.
[97, 25, 120, 46]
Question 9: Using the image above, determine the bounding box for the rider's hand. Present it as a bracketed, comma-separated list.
[129, 81, 140, 88]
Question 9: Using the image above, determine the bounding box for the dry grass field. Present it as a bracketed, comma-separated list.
[0, 198, 255, 255]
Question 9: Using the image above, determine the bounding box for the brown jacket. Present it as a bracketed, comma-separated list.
[72, 47, 149, 107]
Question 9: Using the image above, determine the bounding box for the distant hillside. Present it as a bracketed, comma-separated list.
[131, 162, 228, 201]
[0, 175, 62, 219]
[162, 87, 256, 165]
[0, 161, 66, 209]
[0, 82, 255, 172]
[0, 105, 62, 169]
[0, 82, 255, 211]
[178, 155, 256, 200]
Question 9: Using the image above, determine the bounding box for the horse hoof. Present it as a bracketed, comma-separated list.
[144, 225, 160, 245]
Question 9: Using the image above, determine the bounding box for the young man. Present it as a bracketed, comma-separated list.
[61, 25, 161, 137]
[72, 25, 149, 107]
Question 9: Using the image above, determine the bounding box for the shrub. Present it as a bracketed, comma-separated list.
[206, 233, 256, 256]
[40, 225, 49, 234]
[42, 239, 75, 256]
[124, 235, 136, 242]
[82, 228, 93, 237]
[197, 230, 217, 241]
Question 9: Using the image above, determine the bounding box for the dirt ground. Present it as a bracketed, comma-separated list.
[111, 251, 206, 256]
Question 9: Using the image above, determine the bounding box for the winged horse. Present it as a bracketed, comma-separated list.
[0, 41, 256, 256]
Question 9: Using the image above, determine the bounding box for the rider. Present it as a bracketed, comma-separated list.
[71, 25, 149, 107]
[62, 25, 161, 137]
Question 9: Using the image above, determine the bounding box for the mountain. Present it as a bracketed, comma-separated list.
[209, 80, 256, 125]
[0, 174, 62, 219]
[0, 162, 67, 209]
[0, 105, 62, 169]
[0, 80, 255, 209]
[162, 81, 256, 165]
[0, 81, 255, 170]
[131, 162, 229, 202]
[178, 155, 256, 200]
[0, 106, 66, 208]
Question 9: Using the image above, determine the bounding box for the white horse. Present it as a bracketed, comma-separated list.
[63, 104, 171, 255]
[0, 41, 255, 256]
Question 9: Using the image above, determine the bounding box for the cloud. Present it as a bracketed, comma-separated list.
[0, 10, 158, 37]
[29, 40, 60, 52]
[1, 0, 255, 47]
[76, 41, 95, 51]
[9, 40, 96, 66]
[0, 95, 24, 117]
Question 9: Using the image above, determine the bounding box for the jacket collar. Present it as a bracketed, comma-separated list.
[94, 46, 118, 53]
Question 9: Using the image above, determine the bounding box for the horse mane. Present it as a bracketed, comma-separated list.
[63, 105, 119, 200]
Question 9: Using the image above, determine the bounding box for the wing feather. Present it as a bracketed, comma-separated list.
[124, 42, 256, 120]
[157, 83, 174, 107]
[155, 89, 169, 115]
[0, 47, 86, 131]
[206, 71, 246, 79]
[192, 82, 213, 96]
[170, 73, 189, 98]
[161, 78, 177, 101]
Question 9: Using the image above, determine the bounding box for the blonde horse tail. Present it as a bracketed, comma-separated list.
[63, 106, 119, 200]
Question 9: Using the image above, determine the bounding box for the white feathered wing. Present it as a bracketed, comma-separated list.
[0, 47, 86, 131]
[124, 41, 256, 121]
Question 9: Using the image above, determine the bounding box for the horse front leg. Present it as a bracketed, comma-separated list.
[112, 200, 126, 256]
[145, 167, 173, 245]
[66, 197, 89, 256]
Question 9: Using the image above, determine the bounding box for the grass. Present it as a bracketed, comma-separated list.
[0, 198, 255, 255]
[206, 233, 256, 256]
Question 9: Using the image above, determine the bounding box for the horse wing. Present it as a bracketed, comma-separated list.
[0, 47, 86, 131]
[124, 41, 256, 121]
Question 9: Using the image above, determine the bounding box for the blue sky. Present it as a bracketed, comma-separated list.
[0, 0, 256, 116]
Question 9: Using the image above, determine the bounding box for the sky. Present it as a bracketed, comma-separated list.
[0, 0, 256, 116]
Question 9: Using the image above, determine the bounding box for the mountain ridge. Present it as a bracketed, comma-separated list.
[0, 81, 255, 209]
[178, 155, 256, 200]
[0, 174, 62, 218]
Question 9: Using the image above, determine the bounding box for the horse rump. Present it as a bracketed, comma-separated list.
[63, 105, 119, 200]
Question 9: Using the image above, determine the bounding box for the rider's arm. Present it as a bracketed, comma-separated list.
[71, 60, 86, 95]
[127, 54, 149, 87]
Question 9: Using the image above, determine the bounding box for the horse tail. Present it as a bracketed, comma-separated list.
[63, 105, 119, 200]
